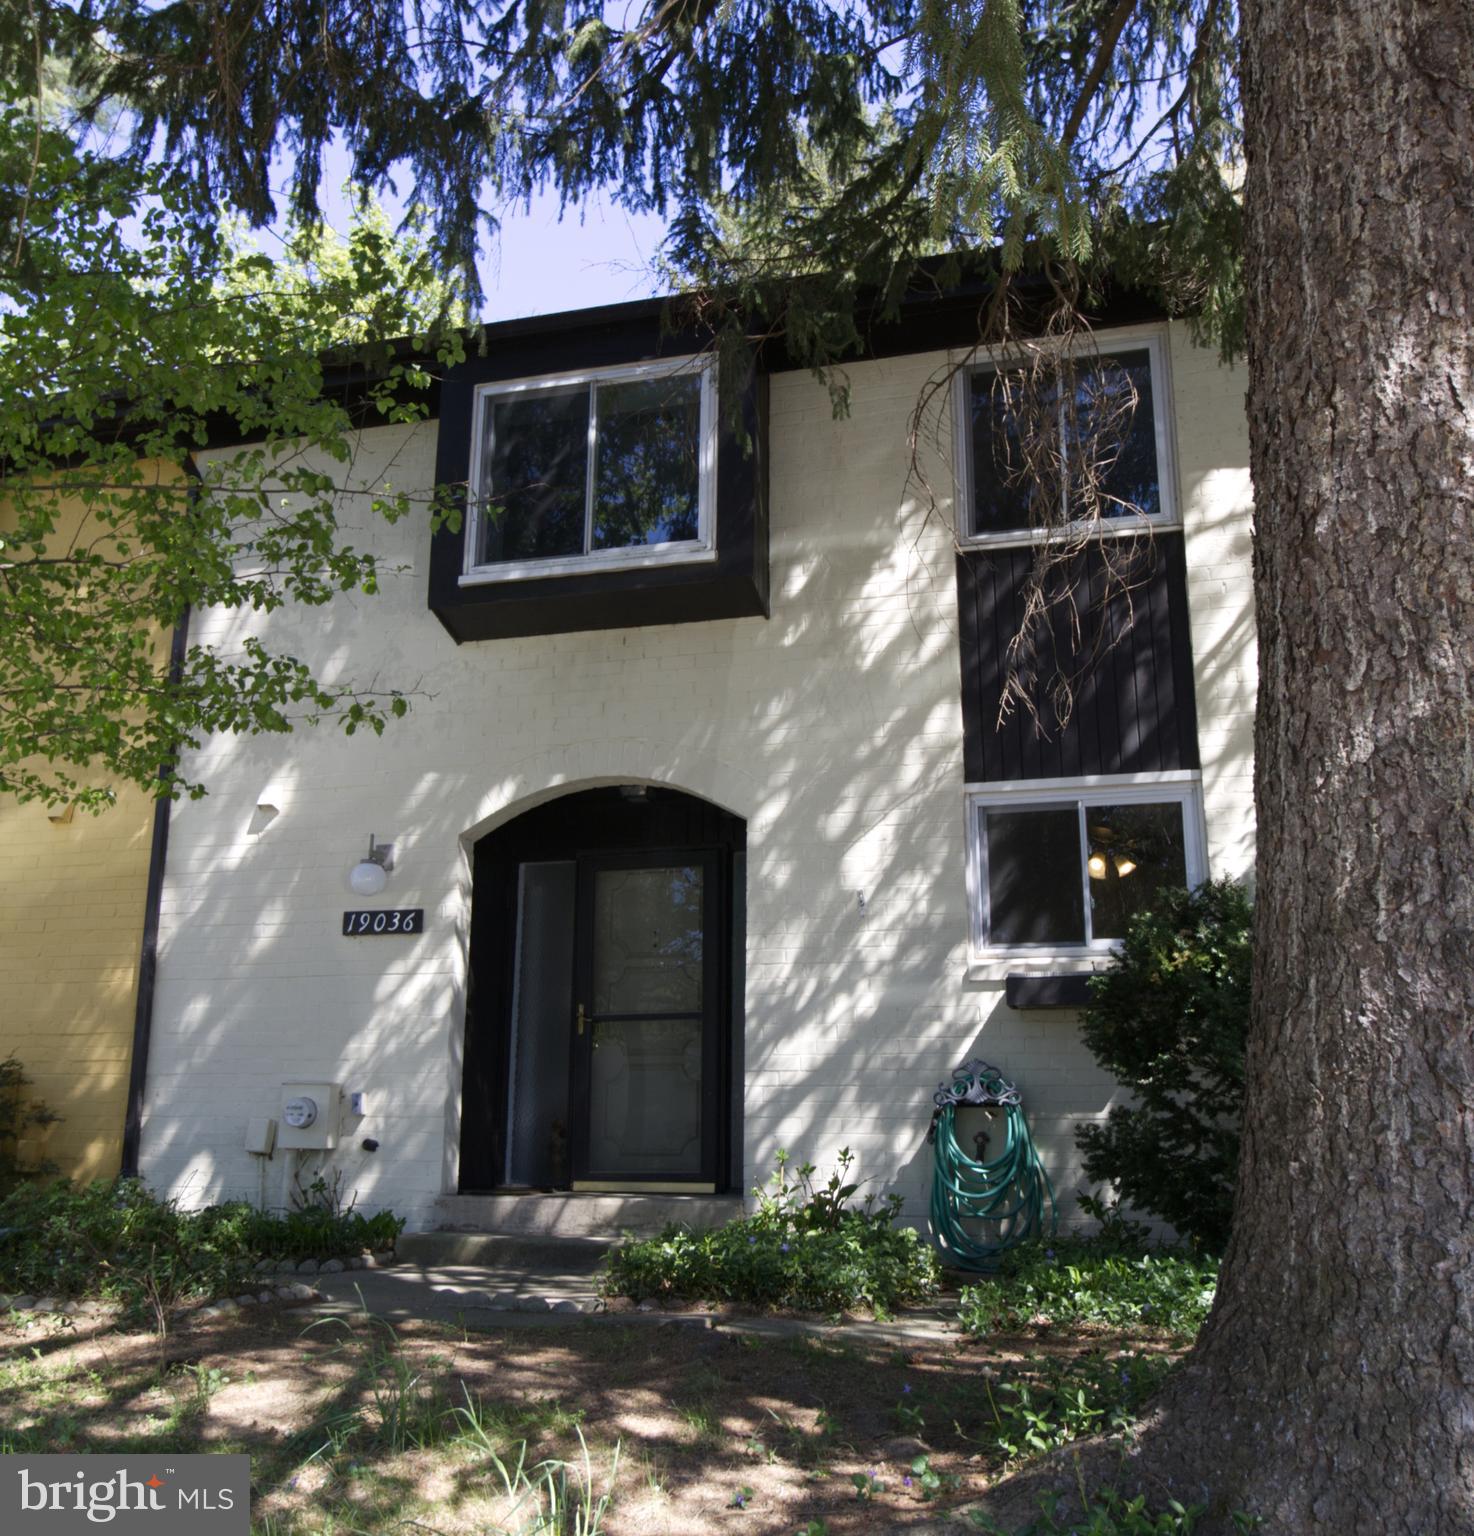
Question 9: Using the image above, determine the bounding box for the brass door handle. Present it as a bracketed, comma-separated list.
[576, 1003, 586, 1036]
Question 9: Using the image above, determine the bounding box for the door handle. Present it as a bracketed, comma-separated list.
[576, 1002, 586, 1036]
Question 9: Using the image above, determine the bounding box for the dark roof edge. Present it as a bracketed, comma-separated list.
[206, 256, 1177, 448]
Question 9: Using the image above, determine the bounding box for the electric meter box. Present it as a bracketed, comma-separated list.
[245, 1117, 277, 1156]
[277, 1081, 342, 1150]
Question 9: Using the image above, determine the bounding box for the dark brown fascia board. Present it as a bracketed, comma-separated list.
[54, 259, 1174, 459]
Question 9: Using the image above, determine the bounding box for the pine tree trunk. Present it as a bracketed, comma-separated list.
[983, 3, 1473, 1530]
[1172, 0, 1474, 1525]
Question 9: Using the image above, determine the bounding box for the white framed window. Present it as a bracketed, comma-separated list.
[965, 772, 1207, 963]
[952, 326, 1178, 549]
[460, 355, 719, 585]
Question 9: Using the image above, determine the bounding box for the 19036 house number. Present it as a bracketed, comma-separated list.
[342, 909, 423, 936]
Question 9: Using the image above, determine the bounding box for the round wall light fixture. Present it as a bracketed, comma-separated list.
[349, 834, 394, 896]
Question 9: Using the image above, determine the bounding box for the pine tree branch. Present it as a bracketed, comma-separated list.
[1059, 0, 1140, 152]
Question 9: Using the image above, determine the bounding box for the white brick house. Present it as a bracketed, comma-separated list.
[135, 296, 1255, 1234]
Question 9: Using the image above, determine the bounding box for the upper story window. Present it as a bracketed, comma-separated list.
[966, 773, 1206, 959]
[462, 356, 718, 584]
[955, 329, 1176, 547]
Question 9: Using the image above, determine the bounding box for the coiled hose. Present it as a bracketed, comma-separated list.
[927, 1059, 1057, 1272]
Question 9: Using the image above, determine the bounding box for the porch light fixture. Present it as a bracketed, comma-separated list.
[348, 834, 394, 897]
[1087, 852, 1108, 880]
[1114, 855, 1138, 878]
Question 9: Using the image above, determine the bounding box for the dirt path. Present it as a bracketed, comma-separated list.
[0, 1305, 1184, 1534]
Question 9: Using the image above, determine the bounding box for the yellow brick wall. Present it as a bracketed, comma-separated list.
[0, 791, 155, 1180]
[0, 460, 179, 1181]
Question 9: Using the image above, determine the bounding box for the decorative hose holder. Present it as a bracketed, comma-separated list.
[928, 1058, 1057, 1271]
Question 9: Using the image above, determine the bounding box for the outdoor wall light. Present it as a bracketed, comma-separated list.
[348, 834, 394, 897]
[1087, 852, 1108, 880]
[1114, 855, 1138, 878]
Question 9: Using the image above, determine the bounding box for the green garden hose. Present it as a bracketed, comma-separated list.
[928, 1058, 1057, 1272]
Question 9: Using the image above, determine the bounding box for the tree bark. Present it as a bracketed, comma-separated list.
[1178, 0, 1474, 1524]
[982, 2, 1474, 1530]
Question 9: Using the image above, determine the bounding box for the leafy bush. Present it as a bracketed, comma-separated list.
[602, 1149, 941, 1316]
[0, 1056, 61, 1195]
[957, 1236, 1219, 1340]
[237, 1200, 404, 1264]
[970, 1487, 1257, 1534]
[0, 1178, 404, 1313]
[975, 1349, 1180, 1463]
[267, 1169, 404, 1262]
[1075, 880, 1252, 1252]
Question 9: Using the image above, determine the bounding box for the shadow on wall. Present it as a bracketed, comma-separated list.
[133, 364, 1253, 1233]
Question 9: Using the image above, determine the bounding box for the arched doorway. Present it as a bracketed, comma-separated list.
[459, 785, 746, 1194]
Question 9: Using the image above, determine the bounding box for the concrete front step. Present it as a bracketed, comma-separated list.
[428, 1191, 744, 1240]
[396, 1231, 614, 1270]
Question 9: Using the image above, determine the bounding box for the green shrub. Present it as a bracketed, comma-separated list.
[0, 1056, 61, 1196]
[1075, 880, 1252, 1253]
[0, 1178, 404, 1314]
[236, 1200, 404, 1264]
[974, 1350, 1181, 1463]
[602, 1149, 941, 1316]
[970, 1487, 1257, 1534]
[957, 1236, 1218, 1340]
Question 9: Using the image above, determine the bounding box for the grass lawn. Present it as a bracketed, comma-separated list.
[0, 1301, 1190, 1535]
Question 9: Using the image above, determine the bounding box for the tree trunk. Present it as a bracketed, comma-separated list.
[1176, 0, 1474, 1524]
[983, 2, 1474, 1530]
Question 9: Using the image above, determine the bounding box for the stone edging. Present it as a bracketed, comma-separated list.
[0, 1250, 397, 1323]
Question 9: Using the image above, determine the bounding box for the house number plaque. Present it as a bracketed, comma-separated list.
[342, 909, 423, 936]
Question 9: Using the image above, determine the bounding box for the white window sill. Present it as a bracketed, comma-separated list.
[459, 542, 718, 586]
[956, 514, 1180, 552]
[966, 950, 1120, 984]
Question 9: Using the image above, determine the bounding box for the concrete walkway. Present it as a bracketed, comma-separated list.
[310, 1234, 609, 1322]
[307, 1235, 962, 1346]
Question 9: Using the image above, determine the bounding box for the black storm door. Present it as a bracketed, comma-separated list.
[570, 849, 721, 1187]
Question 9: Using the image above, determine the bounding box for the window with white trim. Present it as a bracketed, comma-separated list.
[966, 775, 1206, 956]
[954, 331, 1175, 545]
[462, 356, 718, 583]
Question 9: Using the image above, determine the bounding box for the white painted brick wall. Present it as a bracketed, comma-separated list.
[140, 324, 1255, 1232]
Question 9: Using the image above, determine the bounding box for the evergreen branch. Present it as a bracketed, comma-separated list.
[1059, 0, 1140, 153]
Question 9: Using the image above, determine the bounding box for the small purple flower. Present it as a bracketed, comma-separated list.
[1045, 1248, 1056, 1260]
[748, 1235, 756, 1245]
[904, 1475, 914, 1489]
[902, 1382, 911, 1394]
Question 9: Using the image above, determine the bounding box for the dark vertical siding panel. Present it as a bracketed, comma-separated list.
[1165, 535, 1202, 768]
[957, 554, 985, 782]
[991, 551, 1019, 781]
[1035, 554, 1066, 779]
[1143, 538, 1177, 770]
[1092, 551, 1122, 775]
[1015, 553, 1043, 781]
[956, 532, 1198, 782]
[1123, 540, 1158, 770]
[983, 554, 1009, 782]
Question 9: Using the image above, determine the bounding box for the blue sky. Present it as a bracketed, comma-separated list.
[308, 142, 672, 323]
[477, 192, 670, 321]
